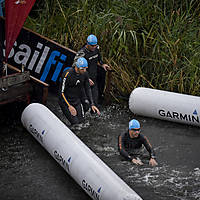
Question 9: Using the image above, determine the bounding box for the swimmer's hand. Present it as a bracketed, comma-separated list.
[132, 158, 143, 165]
[91, 105, 100, 115]
[69, 105, 77, 116]
[149, 158, 158, 167]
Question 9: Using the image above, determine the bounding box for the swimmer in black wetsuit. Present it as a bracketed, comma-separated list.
[118, 119, 158, 166]
[59, 57, 100, 125]
[73, 34, 111, 105]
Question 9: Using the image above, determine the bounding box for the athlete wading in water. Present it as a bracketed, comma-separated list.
[59, 57, 100, 125]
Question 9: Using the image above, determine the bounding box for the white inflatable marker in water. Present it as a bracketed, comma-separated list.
[129, 87, 200, 126]
[21, 103, 142, 200]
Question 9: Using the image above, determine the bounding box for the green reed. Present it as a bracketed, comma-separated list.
[25, 0, 200, 102]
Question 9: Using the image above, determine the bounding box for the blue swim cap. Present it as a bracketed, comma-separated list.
[129, 119, 140, 130]
[87, 34, 98, 45]
[76, 57, 88, 68]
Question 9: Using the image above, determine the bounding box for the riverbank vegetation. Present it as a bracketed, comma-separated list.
[26, 0, 200, 102]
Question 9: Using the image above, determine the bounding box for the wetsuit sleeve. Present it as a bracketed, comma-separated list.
[118, 133, 132, 161]
[97, 46, 104, 66]
[84, 73, 94, 105]
[142, 135, 156, 159]
[60, 71, 71, 107]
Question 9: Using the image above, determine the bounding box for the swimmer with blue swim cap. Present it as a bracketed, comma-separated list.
[73, 34, 111, 106]
[118, 119, 158, 166]
[87, 34, 98, 46]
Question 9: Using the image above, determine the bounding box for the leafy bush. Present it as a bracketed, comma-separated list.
[26, 0, 200, 102]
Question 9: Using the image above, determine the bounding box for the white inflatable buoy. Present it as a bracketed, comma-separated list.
[21, 103, 142, 200]
[129, 87, 200, 126]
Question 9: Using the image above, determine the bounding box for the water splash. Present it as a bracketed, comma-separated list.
[125, 164, 200, 200]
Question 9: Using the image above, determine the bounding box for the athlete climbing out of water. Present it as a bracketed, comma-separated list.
[58, 57, 100, 125]
[73, 34, 111, 105]
[118, 119, 158, 166]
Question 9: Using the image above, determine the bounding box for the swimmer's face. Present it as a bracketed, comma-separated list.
[129, 128, 140, 138]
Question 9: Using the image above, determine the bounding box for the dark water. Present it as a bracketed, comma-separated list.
[0, 94, 200, 200]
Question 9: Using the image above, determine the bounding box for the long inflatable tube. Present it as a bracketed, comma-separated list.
[21, 103, 142, 200]
[129, 87, 200, 126]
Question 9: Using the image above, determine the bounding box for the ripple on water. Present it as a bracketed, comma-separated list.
[125, 164, 200, 200]
[93, 144, 116, 156]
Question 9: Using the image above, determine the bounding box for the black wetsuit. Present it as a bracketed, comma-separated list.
[118, 131, 156, 161]
[59, 67, 94, 125]
[74, 45, 105, 105]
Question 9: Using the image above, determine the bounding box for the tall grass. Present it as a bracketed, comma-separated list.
[25, 0, 200, 102]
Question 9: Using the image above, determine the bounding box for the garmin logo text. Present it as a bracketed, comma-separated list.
[54, 150, 70, 172]
[29, 124, 44, 143]
[158, 109, 199, 123]
[3, 40, 67, 82]
[82, 179, 101, 200]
